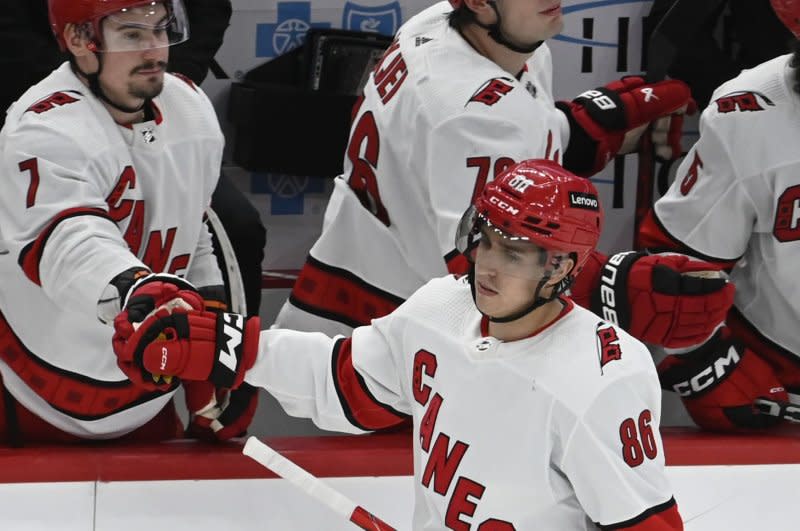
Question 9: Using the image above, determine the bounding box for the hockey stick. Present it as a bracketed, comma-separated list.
[205, 207, 248, 315]
[634, 0, 726, 249]
[242, 437, 397, 531]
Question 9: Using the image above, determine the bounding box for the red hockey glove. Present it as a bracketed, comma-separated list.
[659, 328, 789, 431]
[581, 251, 734, 348]
[184, 381, 259, 441]
[112, 273, 205, 390]
[115, 308, 260, 390]
[557, 76, 693, 176]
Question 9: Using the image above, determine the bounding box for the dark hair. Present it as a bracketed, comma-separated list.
[447, 6, 478, 31]
[791, 39, 800, 94]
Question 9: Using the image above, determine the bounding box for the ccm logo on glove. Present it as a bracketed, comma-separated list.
[219, 313, 244, 372]
[670, 345, 740, 397]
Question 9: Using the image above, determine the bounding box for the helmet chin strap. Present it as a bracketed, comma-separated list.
[468, 264, 559, 324]
[71, 52, 148, 115]
[475, 1, 543, 55]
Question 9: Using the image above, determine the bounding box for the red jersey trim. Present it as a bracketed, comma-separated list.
[18, 207, 112, 285]
[330, 338, 410, 431]
[638, 210, 739, 269]
[0, 309, 174, 420]
[170, 73, 197, 92]
[480, 297, 575, 338]
[598, 497, 682, 530]
[289, 255, 405, 329]
[116, 100, 163, 129]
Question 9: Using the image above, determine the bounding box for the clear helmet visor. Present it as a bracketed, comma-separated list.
[95, 0, 189, 52]
[454, 206, 567, 281]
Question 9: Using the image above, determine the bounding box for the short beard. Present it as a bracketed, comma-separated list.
[129, 79, 164, 100]
[129, 60, 167, 100]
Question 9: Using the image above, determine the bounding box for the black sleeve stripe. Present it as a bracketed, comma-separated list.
[597, 496, 678, 530]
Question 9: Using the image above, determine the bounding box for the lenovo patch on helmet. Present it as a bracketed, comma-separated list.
[569, 192, 599, 210]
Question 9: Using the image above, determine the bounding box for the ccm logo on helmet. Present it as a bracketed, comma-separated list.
[489, 196, 520, 215]
[672, 346, 742, 397]
[569, 191, 599, 210]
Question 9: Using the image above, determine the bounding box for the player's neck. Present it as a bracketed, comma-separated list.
[105, 101, 147, 126]
[487, 298, 565, 342]
[460, 23, 530, 77]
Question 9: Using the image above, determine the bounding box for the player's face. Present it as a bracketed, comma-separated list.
[472, 227, 551, 317]
[98, 4, 171, 104]
[497, 0, 564, 46]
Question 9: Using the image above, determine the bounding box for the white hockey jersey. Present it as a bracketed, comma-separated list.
[252, 276, 680, 530]
[655, 53, 800, 358]
[275, 2, 570, 336]
[0, 62, 224, 438]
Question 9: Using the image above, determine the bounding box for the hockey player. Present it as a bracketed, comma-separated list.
[116, 160, 683, 530]
[0, 0, 255, 445]
[274, 0, 697, 337]
[570, 0, 800, 432]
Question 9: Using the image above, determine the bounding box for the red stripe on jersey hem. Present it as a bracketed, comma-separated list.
[0, 309, 175, 419]
[18, 207, 112, 285]
[597, 497, 682, 530]
[638, 210, 739, 269]
[728, 306, 800, 388]
[289, 255, 405, 329]
[330, 338, 409, 431]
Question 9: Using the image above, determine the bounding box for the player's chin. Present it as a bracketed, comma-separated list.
[475, 293, 502, 315]
[131, 80, 164, 100]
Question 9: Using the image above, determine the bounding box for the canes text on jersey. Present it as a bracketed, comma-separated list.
[413, 349, 516, 531]
[106, 166, 189, 275]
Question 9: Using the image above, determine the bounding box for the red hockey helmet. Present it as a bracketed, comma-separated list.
[48, 0, 189, 52]
[771, 0, 800, 38]
[448, 0, 464, 8]
[456, 159, 603, 279]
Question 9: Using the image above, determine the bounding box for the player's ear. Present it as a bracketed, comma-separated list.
[463, 0, 494, 19]
[64, 23, 94, 57]
[546, 256, 575, 288]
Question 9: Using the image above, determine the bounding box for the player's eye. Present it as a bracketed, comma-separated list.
[123, 30, 143, 41]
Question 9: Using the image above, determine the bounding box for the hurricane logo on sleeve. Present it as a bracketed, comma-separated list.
[467, 77, 514, 107]
[596, 322, 622, 373]
[714, 91, 775, 114]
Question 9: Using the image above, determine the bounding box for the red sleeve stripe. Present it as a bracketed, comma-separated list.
[330, 337, 410, 431]
[637, 209, 739, 270]
[444, 248, 469, 275]
[289, 255, 404, 329]
[598, 497, 682, 531]
[18, 207, 113, 286]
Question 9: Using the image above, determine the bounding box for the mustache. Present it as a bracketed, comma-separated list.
[131, 61, 168, 75]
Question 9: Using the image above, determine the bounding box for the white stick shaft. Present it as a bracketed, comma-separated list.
[243, 436, 357, 519]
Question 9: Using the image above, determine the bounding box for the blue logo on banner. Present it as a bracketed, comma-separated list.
[251, 173, 327, 215]
[256, 2, 331, 58]
[342, 2, 402, 35]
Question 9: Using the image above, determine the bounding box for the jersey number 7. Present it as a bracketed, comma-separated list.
[18, 158, 41, 208]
